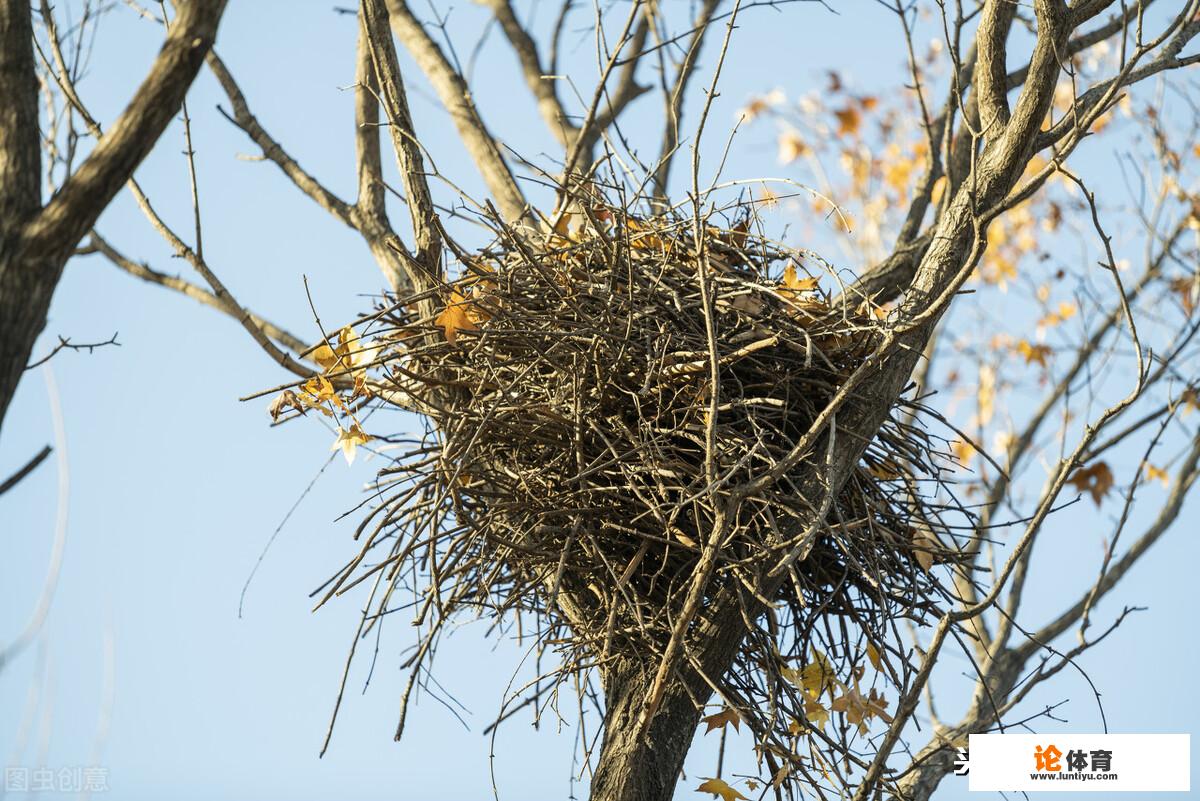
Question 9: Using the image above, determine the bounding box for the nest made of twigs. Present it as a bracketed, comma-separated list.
[330, 198, 970, 785]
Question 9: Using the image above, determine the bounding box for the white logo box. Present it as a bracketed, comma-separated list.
[967, 733, 1190, 792]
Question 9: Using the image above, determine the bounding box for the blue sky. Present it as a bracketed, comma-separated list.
[1, 2, 1197, 799]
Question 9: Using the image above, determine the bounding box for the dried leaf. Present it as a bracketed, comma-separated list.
[696, 778, 749, 801]
[311, 343, 338, 372]
[701, 707, 741, 734]
[1016, 340, 1052, 367]
[1067, 461, 1114, 506]
[267, 389, 305, 422]
[866, 641, 882, 671]
[331, 423, 371, 466]
[436, 291, 481, 343]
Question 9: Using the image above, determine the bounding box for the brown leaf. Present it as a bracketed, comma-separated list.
[701, 707, 741, 734]
[1067, 461, 1114, 506]
[267, 389, 305, 422]
[435, 290, 481, 343]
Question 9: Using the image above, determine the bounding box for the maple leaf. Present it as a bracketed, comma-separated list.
[435, 291, 481, 343]
[331, 423, 371, 466]
[1067, 461, 1114, 506]
[696, 778, 748, 801]
[778, 262, 820, 300]
[701, 707, 741, 734]
[804, 695, 830, 730]
[302, 375, 344, 410]
[782, 648, 837, 699]
[1016, 340, 1052, 367]
[830, 681, 893, 734]
[331, 325, 367, 374]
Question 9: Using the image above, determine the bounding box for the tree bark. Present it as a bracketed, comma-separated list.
[590, 658, 709, 801]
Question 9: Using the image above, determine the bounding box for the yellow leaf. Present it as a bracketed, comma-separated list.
[795, 649, 836, 699]
[866, 641, 882, 671]
[778, 263, 820, 304]
[311, 343, 338, 372]
[435, 291, 481, 343]
[696, 778, 748, 801]
[701, 707, 741, 734]
[1145, 464, 1170, 487]
[1016, 340, 1052, 367]
[302, 375, 340, 406]
[331, 423, 371, 466]
[952, 439, 975, 467]
[804, 695, 830, 730]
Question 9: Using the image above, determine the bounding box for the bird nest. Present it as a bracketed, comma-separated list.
[312, 198, 969, 783]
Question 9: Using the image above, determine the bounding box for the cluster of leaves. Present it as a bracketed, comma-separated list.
[267, 325, 376, 464]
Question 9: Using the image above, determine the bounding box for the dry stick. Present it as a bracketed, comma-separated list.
[634, 0, 742, 739]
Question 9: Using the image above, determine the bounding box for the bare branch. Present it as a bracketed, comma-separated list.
[206, 52, 359, 229]
[385, 0, 528, 223]
[484, 0, 576, 146]
[88, 233, 311, 359]
[361, 0, 442, 295]
[21, 0, 229, 264]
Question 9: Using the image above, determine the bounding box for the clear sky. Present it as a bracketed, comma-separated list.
[1, 2, 1197, 800]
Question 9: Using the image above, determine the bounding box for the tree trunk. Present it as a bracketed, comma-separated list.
[590, 594, 751, 801]
[0, 251, 64, 429]
[590, 657, 708, 801]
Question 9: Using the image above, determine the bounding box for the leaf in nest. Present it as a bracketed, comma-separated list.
[436, 290, 482, 343]
[866, 641, 882, 671]
[701, 707, 741, 734]
[830, 681, 892, 734]
[331, 423, 371, 466]
[804, 695, 830, 731]
[780, 262, 820, 296]
[626, 217, 667, 251]
[696, 778, 748, 801]
[552, 210, 574, 238]
[783, 648, 837, 699]
[1067, 461, 1114, 506]
[912, 527, 937, 573]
